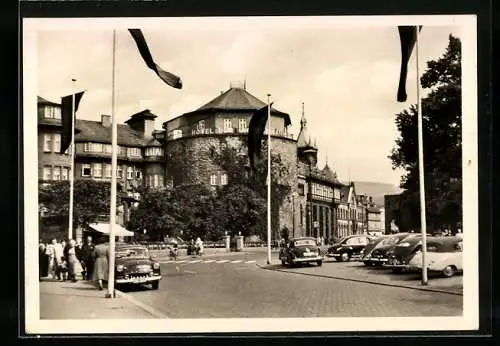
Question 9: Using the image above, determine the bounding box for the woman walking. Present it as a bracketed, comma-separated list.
[66, 239, 82, 282]
[92, 236, 109, 290]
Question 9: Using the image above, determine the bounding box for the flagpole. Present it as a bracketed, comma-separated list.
[107, 29, 118, 298]
[68, 78, 76, 241]
[266, 93, 272, 265]
[415, 27, 428, 286]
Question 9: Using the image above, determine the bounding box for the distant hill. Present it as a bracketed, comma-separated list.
[351, 181, 402, 207]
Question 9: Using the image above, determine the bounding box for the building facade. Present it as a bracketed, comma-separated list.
[38, 83, 379, 242]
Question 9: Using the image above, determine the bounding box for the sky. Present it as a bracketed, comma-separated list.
[35, 17, 461, 187]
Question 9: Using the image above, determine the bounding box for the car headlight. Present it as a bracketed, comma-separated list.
[398, 242, 411, 247]
[153, 262, 160, 269]
[365, 254, 371, 259]
[116, 264, 124, 272]
[360, 249, 365, 254]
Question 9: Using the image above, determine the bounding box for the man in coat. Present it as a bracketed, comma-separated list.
[79, 236, 95, 280]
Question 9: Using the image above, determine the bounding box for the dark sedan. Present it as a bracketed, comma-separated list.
[385, 235, 433, 273]
[280, 237, 324, 267]
[326, 235, 374, 262]
[362, 233, 414, 266]
[114, 244, 162, 290]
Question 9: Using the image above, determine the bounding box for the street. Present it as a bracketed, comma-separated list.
[119, 251, 463, 318]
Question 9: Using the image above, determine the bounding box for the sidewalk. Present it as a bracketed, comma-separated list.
[258, 259, 463, 296]
[40, 279, 161, 319]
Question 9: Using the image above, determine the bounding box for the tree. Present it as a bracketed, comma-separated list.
[39, 180, 127, 229]
[389, 34, 462, 231]
[211, 139, 291, 240]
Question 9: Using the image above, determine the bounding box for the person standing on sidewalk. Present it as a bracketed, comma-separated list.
[80, 236, 95, 280]
[92, 236, 109, 290]
[66, 239, 82, 282]
[39, 242, 48, 278]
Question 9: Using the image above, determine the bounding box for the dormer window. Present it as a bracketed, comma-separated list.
[198, 120, 205, 131]
[44, 106, 61, 119]
[172, 129, 182, 139]
[145, 147, 163, 157]
[127, 147, 142, 157]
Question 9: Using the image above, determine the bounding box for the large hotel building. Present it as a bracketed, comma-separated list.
[38, 82, 383, 242]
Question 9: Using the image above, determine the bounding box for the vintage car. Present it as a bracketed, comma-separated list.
[407, 236, 463, 277]
[359, 235, 388, 265]
[114, 244, 162, 289]
[326, 235, 374, 262]
[362, 233, 414, 266]
[385, 235, 434, 273]
[280, 237, 324, 267]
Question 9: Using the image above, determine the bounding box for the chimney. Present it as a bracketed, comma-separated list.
[101, 114, 111, 127]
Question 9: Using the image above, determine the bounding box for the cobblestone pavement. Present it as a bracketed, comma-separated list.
[263, 258, 463, 295]
[122, 253, 463, 318]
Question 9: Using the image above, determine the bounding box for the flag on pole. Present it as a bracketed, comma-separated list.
[128, 29, 183, 89]
[397, 26, 423, 102]
[60, 91, 84, 154]
[248, 103, 273, 172]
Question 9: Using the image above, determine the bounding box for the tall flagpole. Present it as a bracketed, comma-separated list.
[107, 29, 118, 298]
[415, 27, 428, 286]
[68, 78, 76, 241]
[266, 93, 272, 265]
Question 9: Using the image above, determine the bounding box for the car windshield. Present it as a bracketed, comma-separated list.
[294, 239, 317, 247]
[116, 247, 149, 258]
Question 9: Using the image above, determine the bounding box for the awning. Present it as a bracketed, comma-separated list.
[88, 223, 135, 237]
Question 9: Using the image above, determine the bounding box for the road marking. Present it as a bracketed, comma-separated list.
[245, 260, 256, 264]
[230, 260, 243, 263]
[114, 289, 169, 319]
[203, 260, 216, 263]
[184, 270, 196, 274]
[216, 260, 229, 263]
[189, 260, 203, 264]
[176, 260, 186, 264]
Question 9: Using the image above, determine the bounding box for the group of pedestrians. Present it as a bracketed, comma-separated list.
[39, 235, 98, 283]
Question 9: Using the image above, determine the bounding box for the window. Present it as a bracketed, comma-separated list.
[104, 144, 112, 153]
[135, 170, 142, 180]
[223, 119, 233, 133]
[84, 143, 104, 152]
[117, 167, 123, 179]
[145, 147, 163, 157]
[127, 147, 142, 157]
[104, 164, 112, 178]
[220, 173, 228, 186]
[53, 134, 61, 153]
[43, 166, 51, 180]
[198, 120, 205, 131]
[92, 163, 102, 177]
[52, 166, 61, 180]
[82, 164, 91, 177]
[238, 119, 247, 132]
[61, 167, 69, 180]
[298, 183, 305, 196]
[172, 129, 182, 139]
[127, 167, 133, 179]
[43, 134, 52, 152]
[44, 106, 61, 119]
[210, 174, 217, 186]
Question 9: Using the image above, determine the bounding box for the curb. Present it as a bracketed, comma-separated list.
[114, 288, 169, 319]
[256, 263, 463, 297]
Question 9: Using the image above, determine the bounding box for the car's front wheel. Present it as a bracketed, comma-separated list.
[317, 260, 323, 267]
[392, 267, 403, 274]
[151, 281, 159, 290]
[442, 265, 456, 278]
[281, 258, 286, 266]
[339, 253, 349, 262]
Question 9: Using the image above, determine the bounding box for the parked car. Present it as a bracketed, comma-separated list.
[114, 244, 162, 290]
[362, 233, 415, 266]
[359, 235, 388, 265]
[407, 236, 463, 277]
[280, 237, 324, 267]
[385, 235, 434, 273]
[326, 235, 374, 262]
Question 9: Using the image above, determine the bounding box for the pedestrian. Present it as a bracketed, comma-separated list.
[66, 239, 82, 282]
[80, 235, 95, 280]
[39, 241, 48, 278]
[92, 236, 109, 290]
[195, 237, 204, 256]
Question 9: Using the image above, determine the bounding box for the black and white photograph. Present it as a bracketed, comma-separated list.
[23, 15, 478, 333]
